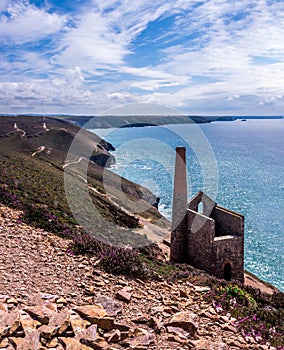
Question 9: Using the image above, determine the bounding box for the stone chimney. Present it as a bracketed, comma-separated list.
[170, 147, 188, 263]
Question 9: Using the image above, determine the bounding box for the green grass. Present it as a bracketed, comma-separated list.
[0, 116, 166, 247]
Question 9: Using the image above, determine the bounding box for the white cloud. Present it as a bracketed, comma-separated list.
[0, 0, 10, 12]
[147, 0, 284, 113]
[0, 0, 284, 115]
[121, 66, 189, 91]
[50, 15, 129, 72]
[0, 51, 51, 80]
[0, 2, 66, 44]
[52, 0, 184, 69]
[131, 80, 184, 91]
[0, 79, 105, 114]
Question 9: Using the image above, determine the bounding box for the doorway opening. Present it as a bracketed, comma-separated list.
[224, 262, 232, 281]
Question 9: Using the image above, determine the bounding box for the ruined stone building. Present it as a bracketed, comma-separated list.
[170, 147, 244, 282]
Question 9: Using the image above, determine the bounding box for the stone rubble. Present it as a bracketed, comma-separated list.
[0, 205, 278, 350]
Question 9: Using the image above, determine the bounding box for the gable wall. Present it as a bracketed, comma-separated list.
[211, 206, 244, 237]
[187, 210, 215, 272]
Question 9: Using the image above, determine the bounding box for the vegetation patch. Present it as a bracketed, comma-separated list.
[205, 283, 284, 348]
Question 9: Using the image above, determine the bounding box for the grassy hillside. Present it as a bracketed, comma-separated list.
[0, 116, 168, 247]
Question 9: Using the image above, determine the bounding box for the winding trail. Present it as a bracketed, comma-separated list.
[63, 157, 84, 169]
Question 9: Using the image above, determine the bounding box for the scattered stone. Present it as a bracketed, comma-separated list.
[0, 337, 9, 348]
[113, 322, 130, 332]
[30, 293, 58, 305]
[152, 306, 164, 314]
[56, 297, 68, 305]
[166, 311, 198, 336]
[0, 310, 21, 337]
[0, 303, 8, 313]
[0, 204, 278, 350]
[166, 333, 182, 343]
[167, 326, 189, 339]
[128, 328, 155, 348]
[179, 289, 189, 298]
[115, 288, 132, 303]
[23, 305, 55, 325]
[6, 298, 18, 305]
[104, 329, 121, 343]
[0, 295, 9, 303]
[59, 337, 86, 349]
[131, 316, 149, 324]
[221, 323, 237, 332]
[94, 295, 123, 317]
[38, 309, 70, 339]
[76, 324, 98, 346]
[94, 281, 105, 288]
[46, 337, 60, 348]
[95, 317, 115, 331]
[74, 305, 107, 321]
[9, 330, 39, 349]
[20, 311, 41, 335]
[70, 312, 90, 336]
[148, 317, 163, 333]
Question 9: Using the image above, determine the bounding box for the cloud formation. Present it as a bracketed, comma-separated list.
[0, 0, 284, 115]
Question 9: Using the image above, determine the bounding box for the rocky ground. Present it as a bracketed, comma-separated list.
[0, 204, 279, 349]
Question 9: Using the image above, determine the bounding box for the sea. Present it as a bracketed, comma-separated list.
[89, 118, 284, 291]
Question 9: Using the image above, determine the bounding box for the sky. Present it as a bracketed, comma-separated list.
[0, 0, 284, 116]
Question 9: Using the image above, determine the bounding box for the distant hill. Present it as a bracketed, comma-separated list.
[54, 115, 236, 128]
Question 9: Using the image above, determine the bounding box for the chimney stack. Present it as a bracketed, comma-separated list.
[170, 147, 188, 262]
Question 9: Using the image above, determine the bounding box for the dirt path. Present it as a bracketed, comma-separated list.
[244, 272, 278, 295]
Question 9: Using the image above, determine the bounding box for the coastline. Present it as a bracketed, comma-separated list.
[244, 271, 280, 295]
[92, 119, 284, 292]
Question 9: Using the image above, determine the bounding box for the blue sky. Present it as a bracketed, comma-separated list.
[0, 0, 284, 115]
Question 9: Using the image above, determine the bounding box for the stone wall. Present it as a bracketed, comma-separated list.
[212, 236, 244, 282]
[211, 206, 244, 237]
[188, 191, 216, 217]
[187, 210, 215, 272]
[182, 205, 244, 283]
[170, 215, 189, 263]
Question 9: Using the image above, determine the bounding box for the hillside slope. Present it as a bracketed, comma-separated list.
[0, 204, 283, 349]
[0, 116, 168, 247]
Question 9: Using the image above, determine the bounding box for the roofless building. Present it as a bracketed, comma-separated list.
[170, 147, 244, 282]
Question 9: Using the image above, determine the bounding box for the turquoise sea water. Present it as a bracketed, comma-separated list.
[90, 119, 284, 291]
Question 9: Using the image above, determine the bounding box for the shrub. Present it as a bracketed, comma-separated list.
[20, 202, 73, 238]
[0, 184, 22, 209]
[98, 245, 147, 277]
[67, 230, 150, 279]
[67, 232, 103, 255]
[205, 284, 284, 348]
